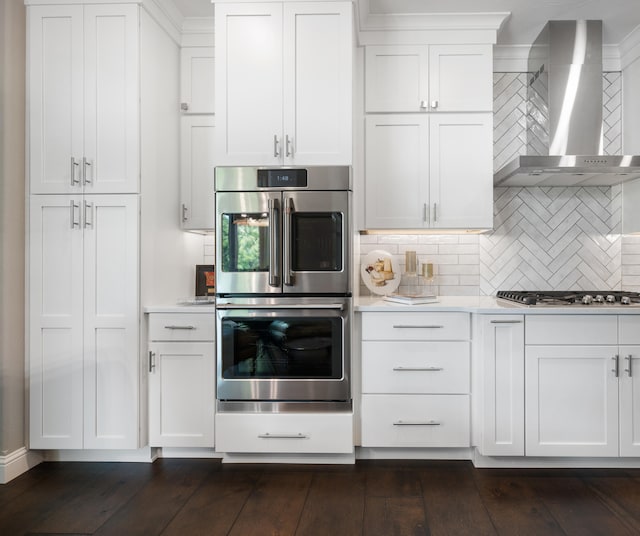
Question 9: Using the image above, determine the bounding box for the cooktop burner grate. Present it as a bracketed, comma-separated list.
[496, 290, 640, 306]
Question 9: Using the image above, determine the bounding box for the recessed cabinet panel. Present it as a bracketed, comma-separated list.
[180, 47, 215, 114]
[620, 346, 640, 456]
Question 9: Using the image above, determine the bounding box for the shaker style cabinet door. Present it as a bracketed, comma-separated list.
[619, 345, 640, 457]
[180, 47, 215, 114]
[28, 4, 139, 194]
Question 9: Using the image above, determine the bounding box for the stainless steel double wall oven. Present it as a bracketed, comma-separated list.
[215, 166, 352, 411]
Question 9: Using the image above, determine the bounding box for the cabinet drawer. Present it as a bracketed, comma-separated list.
[620, 316, 640, 345]
[215, 413, 353, 454]
[362, 341, 469, 394]
[362, 312, 470, 341]
[148, 313, 215, 341]
[361, 394, 469, 448]
[526, 315, 617, 345]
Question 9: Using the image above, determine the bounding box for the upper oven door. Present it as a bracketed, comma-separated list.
[216, 191, 282, 294]
[282, 190, 350, 294]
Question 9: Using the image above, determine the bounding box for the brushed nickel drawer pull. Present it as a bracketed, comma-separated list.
[258, 432, 308, 439]
[164, 325, 196, 330]
[393, 420, 441, 426]
[490, 320, 523, 324]
[393, 366, 443, 372]
[392, 325, 444, 329]
[625, 355, 633, 377]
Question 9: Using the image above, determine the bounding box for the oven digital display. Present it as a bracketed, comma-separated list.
[257, 169, 308, 188]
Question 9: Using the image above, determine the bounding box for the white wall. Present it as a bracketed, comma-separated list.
[0, 0, 26, 457]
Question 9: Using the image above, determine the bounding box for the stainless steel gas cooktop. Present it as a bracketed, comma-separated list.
[496, 290, 640, 306]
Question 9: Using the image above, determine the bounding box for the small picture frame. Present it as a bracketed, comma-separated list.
[195, 265, 215, 296]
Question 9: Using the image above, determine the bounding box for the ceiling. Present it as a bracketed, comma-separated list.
[175, 0, 640, 46]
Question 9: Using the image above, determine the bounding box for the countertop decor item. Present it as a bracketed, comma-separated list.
[361, 249, 400, 295]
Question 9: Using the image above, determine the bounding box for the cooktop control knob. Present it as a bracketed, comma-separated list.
[581, 294, 594, 305]
[621, 296, 631, 305]
[606, 294, 616, 303]
[595, 294, 605, 303]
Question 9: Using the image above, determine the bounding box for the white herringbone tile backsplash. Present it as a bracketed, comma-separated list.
[359, 71, 640, 297]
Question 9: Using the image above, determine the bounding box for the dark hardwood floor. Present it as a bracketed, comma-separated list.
[2, 459, 640, 535]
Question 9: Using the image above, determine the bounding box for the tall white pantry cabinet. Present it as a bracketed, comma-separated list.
[26, 1, 177, 450]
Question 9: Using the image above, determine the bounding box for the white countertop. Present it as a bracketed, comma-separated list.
[355, 295, 640, 314]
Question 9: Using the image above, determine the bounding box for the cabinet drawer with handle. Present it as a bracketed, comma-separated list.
[148, 313, 215, 342]
[361, 394, 470, 448]
[362, 341, 469, 394]
[362, 312, 470, 341]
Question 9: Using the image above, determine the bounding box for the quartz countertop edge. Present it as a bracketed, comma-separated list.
[144, 304, 216, 313]
[355, 295, 640, 314]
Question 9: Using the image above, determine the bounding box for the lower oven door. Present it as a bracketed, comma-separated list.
[216, 297, 351, 404]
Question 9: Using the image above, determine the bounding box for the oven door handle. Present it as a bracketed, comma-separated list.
[216, 303, 344, 311]
[283, 197, 293, 286]
[268, 198, 280, 287]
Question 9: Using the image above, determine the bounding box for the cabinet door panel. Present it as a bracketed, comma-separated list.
[83, 4, 139, 193]
[28, 5, 83, 194]
[525, 345, 619, 457]
[365, 45, 428, 112]
[429, 44, 492, 112]
[429, 113, 493, 229]
[83, 195, 139, 449]
[283, 2, 352, 164]
[180, 116, 215, 230]
[215, 3, 283, 165]
[365, 115, 429, 228]
[29, 196, 84, 449]
[180, 47, 215, 114]
[620, 346, 640, 457]
[149, 342, 215, 447]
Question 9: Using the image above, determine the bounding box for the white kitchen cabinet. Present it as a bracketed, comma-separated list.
[619, 316, 640, 456]
[148, 313, 215, 448]
[214, 1, 352, 166]
[360, 311, 471, 448]
[180, 116, 215, 231]
[365, 113, 493, 229]
[180, 47, 215, 114]
[365, 44, 493, 113]
[477, 315, 525, 456]
[28, 4, 139, 194]
[29, 195, 139, 450]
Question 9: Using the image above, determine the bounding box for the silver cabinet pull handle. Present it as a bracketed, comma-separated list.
[625, 355, 633, 377]
[273, 134, 280, 158]
[419, 100, 428, 110]
[70, 157, 80, 186]
[393, 420, 441, 426]
[490, 320, 523, 324]
[181, 203, 188, 223]
[164, 325, 196, 330]
[180, 102, 189, 111]
[283, 197, 293, 286]
[268, 198, 280, 287]
[84, 201, 93, 228]
[392, 325, 443, 329]
[433, 203, 437, 223]
[149, 351, 156, 373]
[423, 202, 428, 223]
[83, 157, 92, 184]
[393, 366, 443, 372]
[431, 100, 439, 109]
[70, 200, 80, 228]
[612, 355, 619, 377]
[258, 432, 308, 439]
[285, 134, 293, 157]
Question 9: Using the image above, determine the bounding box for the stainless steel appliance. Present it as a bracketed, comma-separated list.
[215, 166, 351, 296]
[214, 166, 352, 411]
[497, 290, 640, 306]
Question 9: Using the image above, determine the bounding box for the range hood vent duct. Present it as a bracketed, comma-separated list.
[494, 20, 640, 187]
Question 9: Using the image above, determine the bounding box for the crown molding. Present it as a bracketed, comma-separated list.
[494, 43, 621, 72]
[181, 17, 214, 47]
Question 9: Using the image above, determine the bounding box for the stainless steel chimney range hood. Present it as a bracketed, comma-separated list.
[494, 20, 640, 187]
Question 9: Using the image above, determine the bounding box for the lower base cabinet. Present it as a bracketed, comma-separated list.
[215, 413, 353, 454]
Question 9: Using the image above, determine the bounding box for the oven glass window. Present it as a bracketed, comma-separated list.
[291, 212, 342, 271]
[221, 212, 269, 272]
[220, 316, 343, 379]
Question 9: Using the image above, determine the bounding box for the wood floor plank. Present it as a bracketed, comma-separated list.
[161, 470, 259, 536]
[363, 497, 427, 536]
[92, 459, 217, 536]
[473, 471, 565, 536]
[582, 475, 640, 533]
[418, 465, 497, 536]
[364, 465, 422, 498]
[31, 462, 155, 534]
[295, 471, 366, 536]
[228, 471, 313, 536]
[530, 476, 636, 535]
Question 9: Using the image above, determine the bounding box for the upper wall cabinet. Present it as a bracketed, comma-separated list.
[180, 47, 215, 114]
[365, 44, 493, 113]
[28, 4, 139, 194]
[214, 1, 352, 166]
